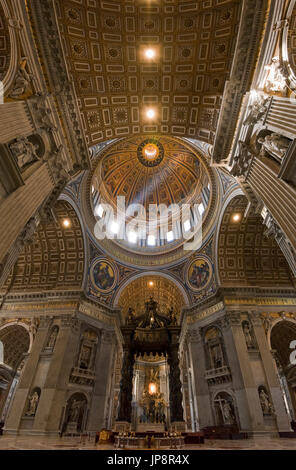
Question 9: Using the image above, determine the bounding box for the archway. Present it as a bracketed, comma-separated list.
[217, 195, 294, 287]
[62, 392, 88, 435]
[270, 320, 296, 420]
[3, 200, 85, 292]
[0, 2, 11, 83]
[116, 297, 184, 432]
[0, 324, 30, 423]
[116, 273, 189, 320]
[213, 391, 239, 429]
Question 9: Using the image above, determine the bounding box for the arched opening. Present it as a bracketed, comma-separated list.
[117, 274, 187, 321]
[0, 4, 11, 83]
[62, 392, 88, 435]
[213, 391, 239, 429]
[24, 387, 41, 418]
[0, 324, 30, 425]
[132, 354, 169, 432]
[3, 200, 85, 292]
[270, 320, 296, 421]
[76, 329, 98, 371]
[217, 195, 294, 287]
[203, 326, 228, 371]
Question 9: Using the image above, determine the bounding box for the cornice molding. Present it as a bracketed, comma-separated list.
[211, 0, 269, 165]
[28, 0, 90, 171]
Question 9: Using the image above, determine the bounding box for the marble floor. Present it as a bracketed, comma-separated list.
[0, 435, 296, 450]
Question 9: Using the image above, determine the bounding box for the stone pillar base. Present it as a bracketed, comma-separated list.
[114, 421, 131, 432]
[66, 422, 78, 434]
[248, 431, 279, 439]
[170, 421, 186, 432]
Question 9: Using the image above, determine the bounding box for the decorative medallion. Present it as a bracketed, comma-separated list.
[137, 139, 164, 167]
[90, 258, 117, 293]
[186, 256, 213, 291]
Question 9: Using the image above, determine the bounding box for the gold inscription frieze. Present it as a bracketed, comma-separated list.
[2, 302, 80, 312]
[79, 304, 115, 326]
[224, 297, 296, 306]
[187, 301, 224, 324]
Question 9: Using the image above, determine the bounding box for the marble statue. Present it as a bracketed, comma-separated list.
[243, 94, 270, 126]
[9, 137, 40, 169]
[26, 391, 40, 416]
[259, 388, 273, 415]
[258, 133, 291, 160]
[211, 344, 223, 369]
[47, 327, 58, 349]
[8, 59, 34, 99]
[222, 401, 235, 425]
[29, 318, 39, 339]
[243, 322, 255, 349]
[79, 345, 91, 369]
[264, 57, 287, 93]
[68, 399, 83, 423]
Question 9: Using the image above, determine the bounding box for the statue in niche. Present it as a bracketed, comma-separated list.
[8, 58, 34, 99]
[47, 327, 58, 350]
[242, 321, 256, 349]
[79, 344, 91, 370]
[26, 391, 40, 416]
[259, 387, 274, 415]
[243, 94, 271, 126]
[264, 57, 287, 93]
[258, 133, 291, 161]
[68, 399, 84, 423]
[222, 400, 235, 425]
[9, 137, 40, 170]
[211, 344, 223, 369]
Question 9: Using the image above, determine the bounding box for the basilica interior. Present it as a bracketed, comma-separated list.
[1, 0, 296, 451]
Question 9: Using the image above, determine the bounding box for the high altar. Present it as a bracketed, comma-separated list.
[115, 298, 185, 433]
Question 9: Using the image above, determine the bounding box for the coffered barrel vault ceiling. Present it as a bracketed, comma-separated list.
[2, 201, 85, 293]
[56, 0, 241, 145]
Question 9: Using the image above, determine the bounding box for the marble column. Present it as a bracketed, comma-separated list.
[87, 330, 115, 431]
[117, 347, 135, 423]
[251, 312, 291, 432]
[0, 162, 53, 264]
[168, 344, 184, 424]
[186, 328, 212, 429]
[3, 317, 49, 434]
[33, 316, 80, 435]
[221, 312, 264, 432]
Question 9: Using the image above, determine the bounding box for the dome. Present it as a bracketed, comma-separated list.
[94, 135, 207, 212]
[89, 135, 218, 266]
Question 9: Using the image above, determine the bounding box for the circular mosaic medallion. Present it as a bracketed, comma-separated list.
[137, 139, 164, 167]
[186, 256, 213, 292]
[90, 258, 117, 293]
